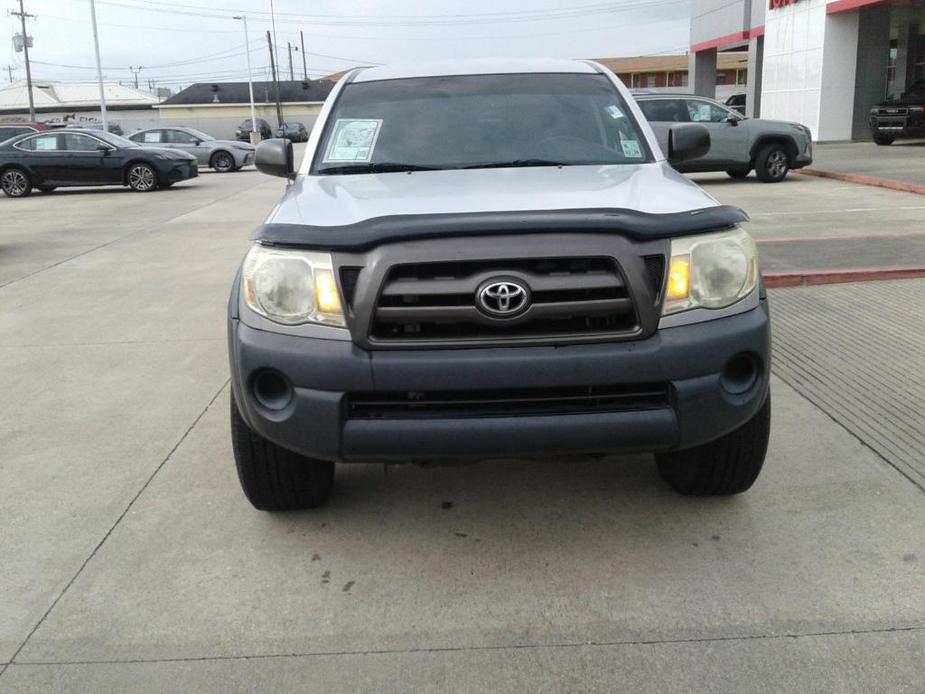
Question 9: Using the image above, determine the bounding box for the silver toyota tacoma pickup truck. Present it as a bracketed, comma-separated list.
[227, 59, 771, 511]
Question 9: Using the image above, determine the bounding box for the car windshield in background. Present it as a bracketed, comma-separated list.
[186, 128, 215, 141]
[94, 131, 140, 148]
[312, 73, 651, 174]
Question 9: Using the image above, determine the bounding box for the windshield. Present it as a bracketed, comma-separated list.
[312, 73, 652, 174]
[185, 127, 215, 141]
[94, 130, 141, 148]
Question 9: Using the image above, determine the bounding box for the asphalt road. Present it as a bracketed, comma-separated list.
[1, 163, 923, 692]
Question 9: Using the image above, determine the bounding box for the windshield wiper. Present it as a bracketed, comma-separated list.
[462, 159, 567, 169]
[316, 162, 439, 174]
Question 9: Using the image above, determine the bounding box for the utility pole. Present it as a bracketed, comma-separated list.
[233, 15, 257, 139]
[287, 42, 294, 81]
[266, 30, 283, 126]
[268, 0, 280, 82]
[88, 0, 108, 132]
[129, 66, 142, 89]
[5, 65, 13, 83]
[300, 31, 308, 80]
[10, 0, 35, 121]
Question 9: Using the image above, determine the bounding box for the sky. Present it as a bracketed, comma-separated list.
[3, 0, 691, 93]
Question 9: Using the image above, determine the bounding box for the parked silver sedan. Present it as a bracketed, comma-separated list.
[128, 126, 255, 172]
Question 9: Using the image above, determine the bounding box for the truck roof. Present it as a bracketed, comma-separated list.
[352, 58, 601, 83]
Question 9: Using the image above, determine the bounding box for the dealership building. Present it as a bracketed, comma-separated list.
[689, 0, 925, 140]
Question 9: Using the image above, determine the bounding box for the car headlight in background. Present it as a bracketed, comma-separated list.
[662, 228, 758, 315]
[241, 245, 346, 327]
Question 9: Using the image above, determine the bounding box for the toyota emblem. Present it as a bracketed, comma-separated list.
[476, 279, 531, 317]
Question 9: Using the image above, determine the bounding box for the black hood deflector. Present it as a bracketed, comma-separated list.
[253, 205, 749, 251]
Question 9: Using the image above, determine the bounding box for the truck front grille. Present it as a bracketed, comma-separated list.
[369, 257, 642, 344]
[347, 383, 670, 419]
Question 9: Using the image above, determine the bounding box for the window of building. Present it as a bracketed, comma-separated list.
[667, 71, 688, 87]
[887, 39, 898, 84]
[914, 33, 925, 81]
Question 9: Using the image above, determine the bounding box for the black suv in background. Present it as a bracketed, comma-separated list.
[869, 80, 925, 145]
[235, 118, 273, 142]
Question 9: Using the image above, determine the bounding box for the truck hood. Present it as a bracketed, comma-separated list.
[268, 162, 719, 227]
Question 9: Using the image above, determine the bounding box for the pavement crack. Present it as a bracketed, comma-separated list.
[7, 624, 924, 668]
[2, 379, 231, 673]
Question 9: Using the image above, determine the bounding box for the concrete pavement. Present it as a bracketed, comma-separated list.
[807, 140, 925, 190]
[2, 165, 924, 692]
[692, 172, 925, 282]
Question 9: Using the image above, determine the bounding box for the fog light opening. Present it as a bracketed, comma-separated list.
[252, 369, 293, 411]
[721, 353, 759, 395]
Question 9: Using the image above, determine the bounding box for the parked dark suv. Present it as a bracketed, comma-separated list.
[869, 80, 925, 145]
[229, 60, 771, 511]
[235, 118, 273, 142]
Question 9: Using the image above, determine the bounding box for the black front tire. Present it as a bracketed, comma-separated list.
[755, 144, 790, 182]
[230, 394, 335, 511]
[872, 133, 895, 146]
[656, 395, 770, 496]
[1, 167, 32, 198]
[211, 151, 235, 173]
[725, 168, 750, 179]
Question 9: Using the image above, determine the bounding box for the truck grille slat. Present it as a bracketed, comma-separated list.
[348, 383, 670, 419]
[370, 256, 641, 344]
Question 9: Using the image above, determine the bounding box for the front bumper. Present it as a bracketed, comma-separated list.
[234, 150, 255, 167]
[228, 300, 771, 463]
[163, 160, 198, 183]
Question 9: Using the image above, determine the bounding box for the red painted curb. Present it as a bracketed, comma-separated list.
[764, 267, 925, 288]
[797, 168, 925, 196]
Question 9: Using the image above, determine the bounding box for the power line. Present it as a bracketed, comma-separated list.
[75, 0, 689, 27]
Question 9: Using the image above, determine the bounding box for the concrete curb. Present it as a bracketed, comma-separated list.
[764, 267, 925, 288]
[797, 168, 925, 196]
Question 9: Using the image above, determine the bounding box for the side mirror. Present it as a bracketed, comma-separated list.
[96, 144, 111, 154]
[255, 138, 295, 179]
[725, 114, 739, 126]
[667, 124, 710, 164]
[193, 139, 202, 146]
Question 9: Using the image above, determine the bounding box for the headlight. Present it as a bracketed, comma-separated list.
[241, 245, 346, 327]
[662, 228, 758, 315]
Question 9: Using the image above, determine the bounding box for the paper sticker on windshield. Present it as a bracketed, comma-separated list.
[621, 140, 642, 158]
[606, 104, 625, 119]
[323, 118, 382, 162]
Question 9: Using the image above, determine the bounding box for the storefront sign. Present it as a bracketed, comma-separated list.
[769, 0, 799, 8]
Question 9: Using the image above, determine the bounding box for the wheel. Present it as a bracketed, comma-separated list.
[210, 151, 235, 173]
[725, 168, 750, 179]
[36, 185, 56, 193]
[230, 393, 335, 511]
[872, 133, 894, 146]
[1, 167, 32, 198]
[127, 163, 157, 192]
[755, 144, 790, 182]
[656, 394, 770, 496]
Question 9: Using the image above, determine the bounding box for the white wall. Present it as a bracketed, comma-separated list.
[762, 0, 863, 140]
[762, 0, 828, 136]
